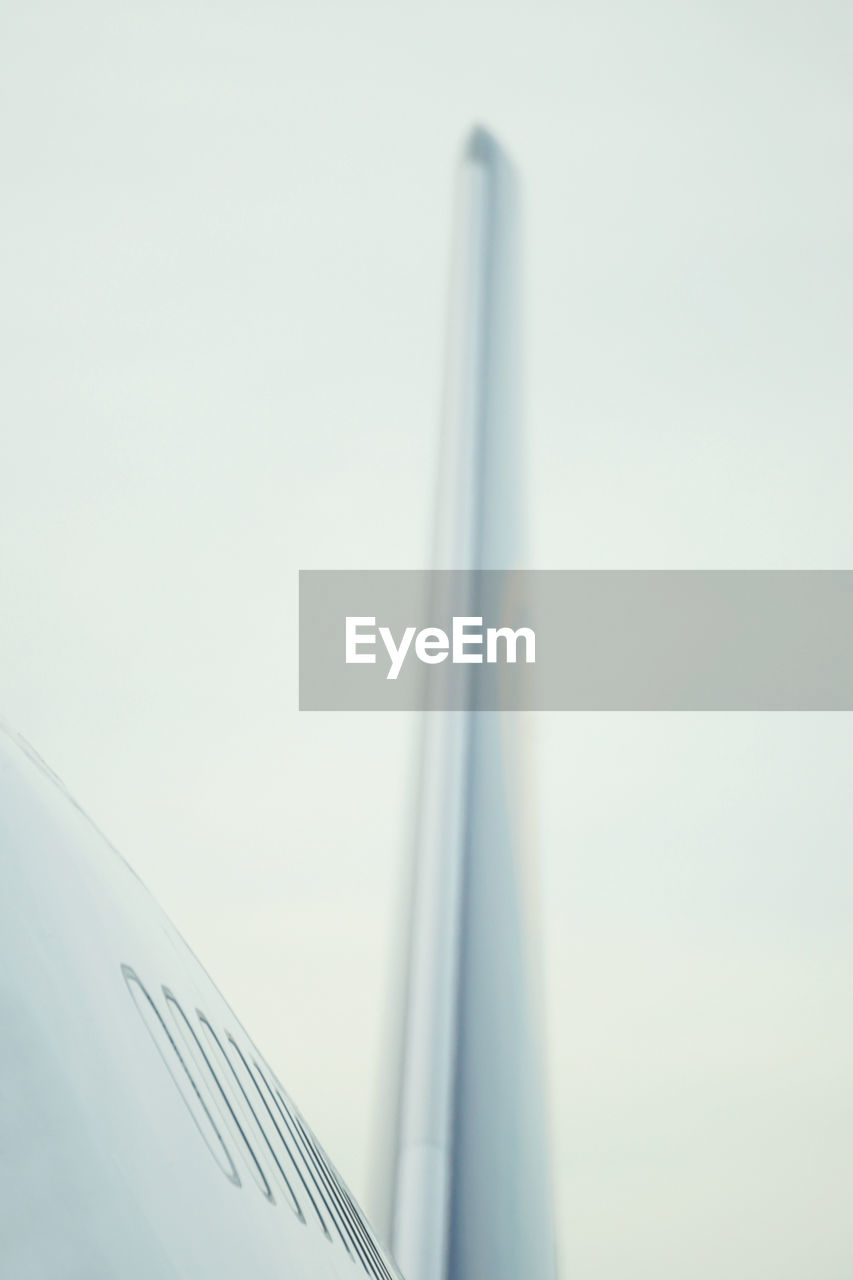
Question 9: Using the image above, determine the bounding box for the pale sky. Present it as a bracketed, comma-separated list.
[2, 3, 853, 1276]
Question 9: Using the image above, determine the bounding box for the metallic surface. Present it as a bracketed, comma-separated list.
[386, 128, 557, 1280]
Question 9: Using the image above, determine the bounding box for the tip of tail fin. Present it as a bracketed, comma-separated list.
[463, 125, 500, 165]
[375, 129, 557, 1280]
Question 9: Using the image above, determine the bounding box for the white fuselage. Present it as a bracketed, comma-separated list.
[0, 721, 400, 1280]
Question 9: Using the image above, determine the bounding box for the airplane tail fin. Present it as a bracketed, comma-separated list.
[378, 127, 557, 1280]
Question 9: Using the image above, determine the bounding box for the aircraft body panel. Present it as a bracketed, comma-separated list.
[0, 721, 400, 1280]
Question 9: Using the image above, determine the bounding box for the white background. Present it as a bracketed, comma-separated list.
[3, 3, 853, 1274]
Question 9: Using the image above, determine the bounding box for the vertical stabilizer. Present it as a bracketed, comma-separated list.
[383, 128, 557, 1280]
